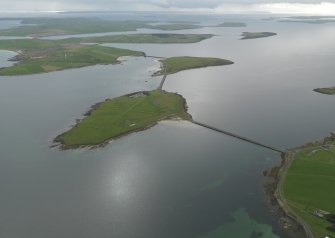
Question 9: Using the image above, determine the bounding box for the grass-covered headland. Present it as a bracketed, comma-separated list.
[0, 39, 144, 75]
[282, 136, 335, 238]
[154, 56, 234, 75]
[55, 90, 191, 149]
[240, 32, 277, 40]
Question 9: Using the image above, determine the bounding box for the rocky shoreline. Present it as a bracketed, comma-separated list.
[264, 152, 307, 238]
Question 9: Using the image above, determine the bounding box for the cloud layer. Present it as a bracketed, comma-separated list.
[1, 0, 335, 14]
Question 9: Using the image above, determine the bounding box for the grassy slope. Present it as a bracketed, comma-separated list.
[56, 90, 191, 147]
[240, 32, 277, 40]
[314, 88, 335, 95]
[156, 56, 234, 75]
[61, 34, 213, 44]
[283, 146, 335, 237]
[0, 39, 144, 75]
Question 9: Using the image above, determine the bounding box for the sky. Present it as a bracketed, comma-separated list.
[1, 0, 335, 15]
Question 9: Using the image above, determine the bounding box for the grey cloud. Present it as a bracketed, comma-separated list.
[114, 0, 335, 7]
[2, 0, 335, 11]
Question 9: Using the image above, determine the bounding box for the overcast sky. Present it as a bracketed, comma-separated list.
[1, 0, 335, 14]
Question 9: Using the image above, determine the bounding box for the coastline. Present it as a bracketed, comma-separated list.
[273, 150, 315, 238]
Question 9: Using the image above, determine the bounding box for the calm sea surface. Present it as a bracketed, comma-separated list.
[1, 13, 334, 238]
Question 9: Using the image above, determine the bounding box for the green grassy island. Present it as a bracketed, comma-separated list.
[281, 136, 335, 238]
[61, 33, 214, 44]
[154, 56, 234, 75]
[314, 87, 335, 95]
[216, 22, 246, 27]
[0, 39, 144, 75]
[55, 90, 191, 149]
[240, 32, 277, 40]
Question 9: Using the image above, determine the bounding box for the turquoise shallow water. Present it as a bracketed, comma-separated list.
[1, 13, 334, 238]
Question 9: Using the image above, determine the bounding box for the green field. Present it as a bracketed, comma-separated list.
[0, 18, 203, 37]
[55, 90, 191, 148]
[0, 39, 144, 75]
[283, 140, 335, 237]
[314, 87, 335, 95]
[155, 56, 234, 75]
[61, 33, 213, 44]
[240, 32, 277, 40]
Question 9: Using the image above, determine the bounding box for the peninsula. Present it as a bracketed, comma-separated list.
[55, 90, 191, 149]
[240, 32, 277, 40]
[0, 39, 144, 75]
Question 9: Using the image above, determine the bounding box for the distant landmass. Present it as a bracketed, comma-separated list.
[216, 22, 246, 27]
[0, 18, 204, 37]
[240, 32, 277, 40]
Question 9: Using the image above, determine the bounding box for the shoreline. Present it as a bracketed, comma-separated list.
[263, 152, 306, 238]
[272, 150, 315, 238]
